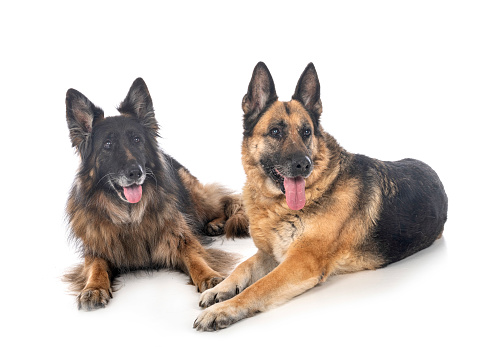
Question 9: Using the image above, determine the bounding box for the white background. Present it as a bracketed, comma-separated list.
[1, 1, 494, 346]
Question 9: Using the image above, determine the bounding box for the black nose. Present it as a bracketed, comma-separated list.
[126, 165, 143, 180]
[290, 155, 313, 177]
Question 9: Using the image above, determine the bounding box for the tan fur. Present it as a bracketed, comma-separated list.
[65, 78, 250, 311]
[178, 167, 249, 239]
[195, 100, 384, 330]
[65, 176, 242, 309]
[194, 63, 447, 331]
[65, 151, 247, 311]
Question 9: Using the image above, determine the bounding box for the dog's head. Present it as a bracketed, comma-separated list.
[66, 78, 159, 204]
[241, 62, 324, 211]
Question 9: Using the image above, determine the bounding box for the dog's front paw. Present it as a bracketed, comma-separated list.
[196, 276, 224, 293]
[194, 301, 248, 331]
[199, 283, 239, 308]
[77, 287, 112, 311]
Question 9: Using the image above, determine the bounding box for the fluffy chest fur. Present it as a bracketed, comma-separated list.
[67, 182, 186, 271]
[242, 156, 386, 273]
[246, 203, 306, 262]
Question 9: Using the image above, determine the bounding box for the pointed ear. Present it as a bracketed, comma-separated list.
[66, 88, 104, 158]
[292, 63, 322, 115]
[242, 62, 278, 116]
[118, 78, 158, 134]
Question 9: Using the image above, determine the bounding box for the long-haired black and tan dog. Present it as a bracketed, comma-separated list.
[194, 62, 448, 331]
[64, 78, 248, 310]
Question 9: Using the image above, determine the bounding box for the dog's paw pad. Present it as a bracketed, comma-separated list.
[205, 222, 225, 236]
[77, 287, 112, 311]
[194, 303, 246, 331]
[197, 276, 225, 293]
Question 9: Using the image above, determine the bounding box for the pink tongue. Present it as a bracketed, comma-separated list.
[283, 176, 306, 210]
[123, 185, 142, 203]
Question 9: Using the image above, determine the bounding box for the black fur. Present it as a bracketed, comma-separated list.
[66, 89, 104, 159]
[331, 152, 448, 266]
[64, 78, 249, 310]
[242, 62, 278, 137]
[291, 62, 322, 136]
[192, 62, 449, 331]
[368, 158, 448, 264]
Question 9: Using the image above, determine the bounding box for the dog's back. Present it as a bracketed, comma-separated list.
[349, 155, 448, 266]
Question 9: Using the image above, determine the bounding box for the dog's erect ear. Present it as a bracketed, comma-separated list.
[118, 78, 159, 135]
[242, 62, 278, 116]
[66, 88, 104, 158]
[292, 63, 322, 115]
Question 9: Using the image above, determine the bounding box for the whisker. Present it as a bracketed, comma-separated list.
[145, 167, 158, 190]
[96, 172, 115, 187]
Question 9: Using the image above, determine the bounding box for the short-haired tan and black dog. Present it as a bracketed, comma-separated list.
[194, 62, 448, 331]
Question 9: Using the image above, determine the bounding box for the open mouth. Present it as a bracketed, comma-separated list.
[115, 184, 143, 204]
[271, 168, 306, 211]
[270, 168, 286, 193]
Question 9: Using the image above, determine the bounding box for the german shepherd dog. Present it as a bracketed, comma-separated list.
[64, 78, 248, 310]
[194, 62, 448, 331]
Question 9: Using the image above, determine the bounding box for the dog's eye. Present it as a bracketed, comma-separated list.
[133, 136, 140, 144]
[104, 140, 112, 149]
[302, 129, 312, 137]
[269, 128, 281, 138]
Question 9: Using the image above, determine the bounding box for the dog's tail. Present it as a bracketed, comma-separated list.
[204, 247, 242, 277]
[63, 263, 86, 293]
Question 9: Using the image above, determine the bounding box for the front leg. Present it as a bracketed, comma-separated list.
[179, 235, 227, 292]
[194, 248, 328, 331]
[77, 256, 113, 311]
[199, 250, 278, 308]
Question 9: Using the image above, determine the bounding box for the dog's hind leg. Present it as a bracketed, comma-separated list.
[177, 168, 249, 238]
[204, 193, 249, 238]
[221, 193, 249, 239]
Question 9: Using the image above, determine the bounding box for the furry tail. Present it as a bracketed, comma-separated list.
[204, 247, 242, 277]
[63, 263, 86, 293]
